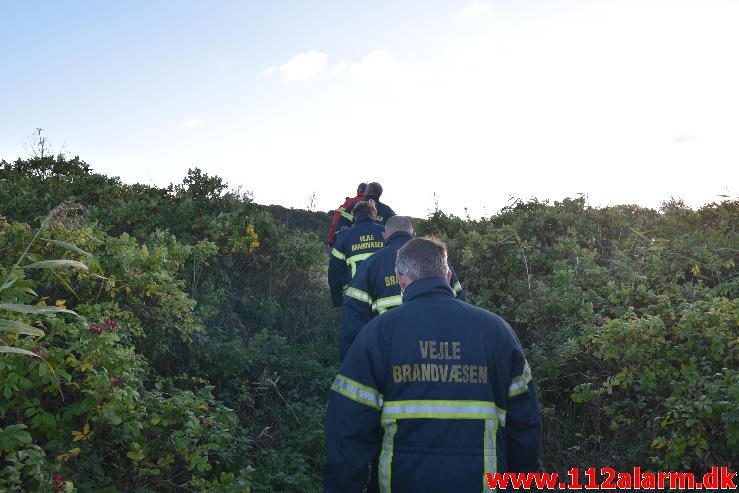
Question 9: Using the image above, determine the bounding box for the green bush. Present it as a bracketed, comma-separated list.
[417, 197, 738, 470]
[2, 155, 736, 490]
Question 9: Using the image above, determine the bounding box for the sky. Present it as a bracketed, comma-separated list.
[1, 0, 737, 218]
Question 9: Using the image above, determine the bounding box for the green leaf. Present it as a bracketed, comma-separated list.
[22, 259, 89, 270]
[0, 346, 39, 358]
[0, 279, 16, 292]
[42, 238, 93, 257]
[0, 303, 80, 318]
[127, 449, 145, 460]
[0, 319, 44, 337]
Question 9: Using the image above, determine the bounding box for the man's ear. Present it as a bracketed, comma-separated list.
[397, 272, 410, 291]
[446, 269, 452, 283]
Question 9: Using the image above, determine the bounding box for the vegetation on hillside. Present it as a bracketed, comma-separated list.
[1, 154, 736, 491]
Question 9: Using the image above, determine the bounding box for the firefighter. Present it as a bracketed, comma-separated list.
[336, 182, 395, 232]
[328, 182, 366, 247]
[328, 201, 386, 307]
[324, 237, 542, 493]
[339, 215, 466, 361]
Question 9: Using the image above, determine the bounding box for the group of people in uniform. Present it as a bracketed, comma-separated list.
[324, 182, 542, 493]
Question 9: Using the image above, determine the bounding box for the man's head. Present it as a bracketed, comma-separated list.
[383, 215, 414, 241]
[357, 182, 367, 195]
[352, 200, 377, 220]
[365, 182, 383, 197]
[395, 237, 451, 292]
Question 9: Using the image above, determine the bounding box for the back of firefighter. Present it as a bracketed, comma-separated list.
[328, 182, 366, 247]
[324, 237, 542, 493]
[340, 215, 466, 361]
[328, 201, 386, 307]
[337, 181, 395, 232]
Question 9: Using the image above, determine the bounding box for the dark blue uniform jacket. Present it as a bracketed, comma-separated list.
[340, 231, 466, 360]
[336, 194, 396, 233]
[328, 215, 386, 307]
[324, 277, 542, 493]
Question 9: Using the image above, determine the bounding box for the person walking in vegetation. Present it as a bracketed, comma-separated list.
[339, 216, 466, 360]
[324, 237, 542, 492]
[328, 182, 366, 246]
[328, 201, 386, 307]
[337, 181, 395, 232]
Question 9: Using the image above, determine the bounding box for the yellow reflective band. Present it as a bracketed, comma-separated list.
[381, 400, 506, 425]
[331, 248, 346, 260]
[453, 282, 463, 294]
[345, 287, 372, 304]
[372, 295, 403, 313]
[331, 374, 384, 410]
[380, 419, 397, 493]
[347, 252, 375, 277]
[483, 419, 498, 492]
[508, 361, 532, 397]
[346, 252, 374, 264]
[340, 210, 354, 221]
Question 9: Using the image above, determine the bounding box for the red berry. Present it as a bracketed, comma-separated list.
[111, 376, 123, 388]
[207, 423, 215, 430]
[53, 473, 65, 488]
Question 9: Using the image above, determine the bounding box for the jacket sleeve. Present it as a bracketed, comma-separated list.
[328, 208, 342, 246]
[335, 202, 355, 236]
[324, 330, 384, 493]
[449, 265, 467, 301]
[328, 243, 348, 307]
[504, 339, 542, 472]
[340, 264, 375, 360]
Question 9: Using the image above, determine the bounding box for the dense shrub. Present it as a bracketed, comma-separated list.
[417, 197, 738, 471]
[1, 156, 336, 491]
[1, 155, 736, 491]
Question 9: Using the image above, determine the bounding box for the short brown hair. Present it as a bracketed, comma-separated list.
[385, 216, 414, 236]
[396, 237, 448, 282]
[365, 182, 383, 197]
[352, 200, 377, 219]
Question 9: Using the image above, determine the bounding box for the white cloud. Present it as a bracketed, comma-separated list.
[182, 118, 202, 129]
[334, 50, 403, 82]
[332, 60, 349, 76]
[261, 65, 276, 77]
[461, 1, 492, 18]
[278, 50, 328, 81]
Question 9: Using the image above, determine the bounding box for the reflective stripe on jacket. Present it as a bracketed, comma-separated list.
[340, 231, 466, 360]
[328, 216, 386, 307]
[324, 277, 542, 493]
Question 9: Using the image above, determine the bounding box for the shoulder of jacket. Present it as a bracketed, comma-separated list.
[333, 229, 349, 246]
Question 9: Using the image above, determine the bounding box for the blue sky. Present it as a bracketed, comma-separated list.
[1, 0, 737, 217]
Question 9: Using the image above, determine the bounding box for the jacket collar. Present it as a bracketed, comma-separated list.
[386, 231, 413, 247]
[402, 276, 454, 303]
